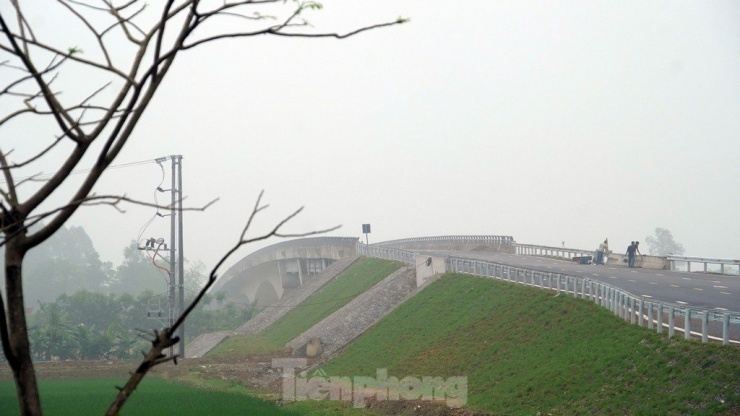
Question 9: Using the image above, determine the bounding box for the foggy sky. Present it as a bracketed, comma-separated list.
[5, 1, 740, 271]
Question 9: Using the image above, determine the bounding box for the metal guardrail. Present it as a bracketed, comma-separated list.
[356, 243, 415, 265]
[666, 255, 740, 274]
[374, 235, 515, 246]
[445, 256, 739, 346]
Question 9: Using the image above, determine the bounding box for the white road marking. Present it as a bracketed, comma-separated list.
[656, 273, 664, 276]
[694, 288, 703, 291]
[643, 295, 653, 298]
[670, 284, 680, 288]
[714, 285, 728, 289]
[682, 277, 690, 280]
[609, 276, 617, 279]
[721, 292, 731, 295]
[628, 279, 636, 282]
[592, 273, 600, 277]
[676, 301, 688, 305]
[649, 282, 657, 285]
[713, 281, 721, 284]
[717, 307, 728, 311]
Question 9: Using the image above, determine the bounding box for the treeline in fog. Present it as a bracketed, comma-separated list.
[0, 225, 256, 361]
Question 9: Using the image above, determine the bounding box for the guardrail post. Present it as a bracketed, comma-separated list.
[668, 306, 675, 338]
[629, 297, 635, 324]
[684, 309, 691, 340]
[556, 274, 561, 294]
[573, 277, 577, 298]
[612, 291, 618, 315]
[580, 279, 586, 299]
[548, 273, 553, 290]
[621, 293, 627, 319]
[723, 314, 730, 346]
[638, 300, 644, 327]
[702, 312, 709, 343]
[647, 303, 654, 329]
[623, 295, 629, 321]
[613, 289, 619, 315]
[656, 304, 663, 334]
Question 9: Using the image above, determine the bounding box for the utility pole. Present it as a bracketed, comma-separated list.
[176, 155, 185, 359]
[157, 155, 184, 358]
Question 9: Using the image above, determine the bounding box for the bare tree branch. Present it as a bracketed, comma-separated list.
[0, 2, 403, 414]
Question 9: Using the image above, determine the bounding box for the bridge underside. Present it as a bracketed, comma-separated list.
[210, 237, 358, 308]
[216, 257, 336, 307]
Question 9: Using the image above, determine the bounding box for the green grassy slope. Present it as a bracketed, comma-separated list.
[209, 257, 403, 357]
[320, 273, 740, 415]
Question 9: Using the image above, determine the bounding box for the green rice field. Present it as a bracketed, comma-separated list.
[0, 377, 297, 416]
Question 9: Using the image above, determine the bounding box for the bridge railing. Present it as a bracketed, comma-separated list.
[445, 256, 739, 346]
[666, 255, 740, 275]
[517, 244, 740, 275]
[514, 243, 594, 259]
[356, 243, 415, 265]
[374, 235, 514, 246]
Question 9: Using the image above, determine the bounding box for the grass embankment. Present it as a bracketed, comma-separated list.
[208, 257, 403, 357]
[0, 377, 297, 416]
[318, 273, 740, 415]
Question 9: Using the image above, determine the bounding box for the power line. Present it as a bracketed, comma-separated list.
[0, 158, 160, 184]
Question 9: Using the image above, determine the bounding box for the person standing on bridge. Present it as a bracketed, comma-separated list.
[626, 241, 637, 268]
[595, 238, 609, 265]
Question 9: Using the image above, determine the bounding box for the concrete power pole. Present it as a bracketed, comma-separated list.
[162, 155, 184, 358]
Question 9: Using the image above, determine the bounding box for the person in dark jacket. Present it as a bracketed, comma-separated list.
[626, 241, 637, 268]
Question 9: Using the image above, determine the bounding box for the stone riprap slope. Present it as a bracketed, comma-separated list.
[286, 266, 419, 358]
[184, 256, 359, 358]
[185, 330, 231, 359]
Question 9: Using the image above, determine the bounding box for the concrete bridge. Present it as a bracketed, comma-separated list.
[211, 237, 358, 307]
[210, 235, 516, 308]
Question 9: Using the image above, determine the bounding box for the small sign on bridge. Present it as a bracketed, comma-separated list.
[362, 224, 371, 245]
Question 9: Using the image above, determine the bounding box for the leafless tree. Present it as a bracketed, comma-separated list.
[0, 1, 405, 415]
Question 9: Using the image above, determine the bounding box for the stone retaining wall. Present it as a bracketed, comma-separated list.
[286, 266, 419, 358]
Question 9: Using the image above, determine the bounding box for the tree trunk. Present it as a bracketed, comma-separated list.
[5, 244, 43, 415]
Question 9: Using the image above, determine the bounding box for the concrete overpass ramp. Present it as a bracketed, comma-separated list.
[211, 236, 358, 307]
